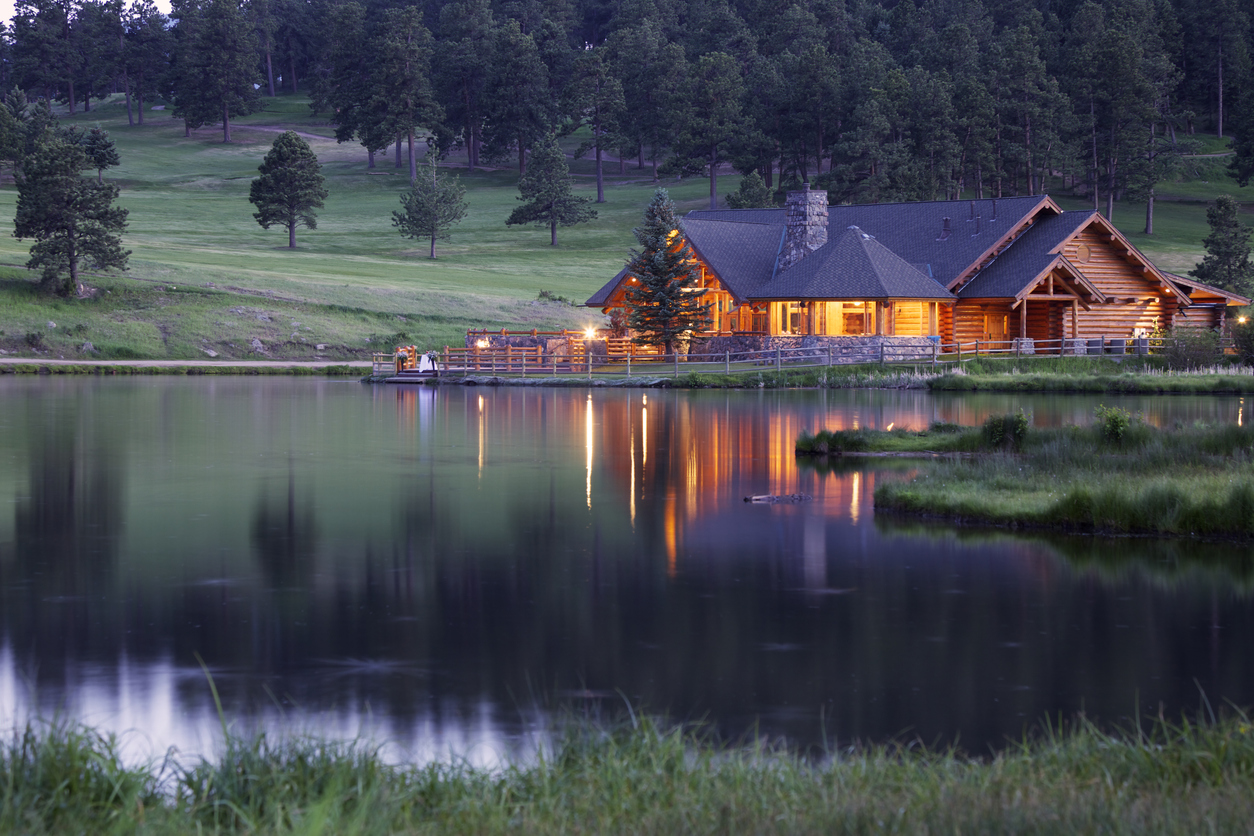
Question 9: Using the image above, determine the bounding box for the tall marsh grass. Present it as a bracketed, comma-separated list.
[870, 412, 1254, 536]
[3, 712, 1254, 833]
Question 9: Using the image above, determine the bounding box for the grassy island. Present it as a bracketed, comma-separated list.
[799, 408, 1254, 538]
[4, 714, 1254, 834]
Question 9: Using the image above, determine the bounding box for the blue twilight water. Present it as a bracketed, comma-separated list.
[0, 376, 1251, 764]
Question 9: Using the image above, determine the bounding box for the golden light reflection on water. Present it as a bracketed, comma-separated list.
[850, 472, 861, 523]
[477, 394, 484, 479]
[586, 394, 593, 510]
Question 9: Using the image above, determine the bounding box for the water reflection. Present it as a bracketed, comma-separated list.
[0, 378, 1252, 763]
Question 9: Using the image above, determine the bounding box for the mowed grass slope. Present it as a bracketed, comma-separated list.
[0, 93, 718, 359]
[0, 90, 1244, 359]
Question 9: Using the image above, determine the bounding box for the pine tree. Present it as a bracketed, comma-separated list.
[1190, 194, 1254, 294]
[623, 188, 711, 355]
[393, 152, 468, 259]
[169, 0, 261, 143]
[82, 127, 119, 182]
[726, 170, 772, 208]
[248, 130, 327, 248]
[14, 135, 130, 297]
[505, 134, 596, 245]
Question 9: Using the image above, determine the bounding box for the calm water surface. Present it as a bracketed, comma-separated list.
[1, 377, 1252, 764]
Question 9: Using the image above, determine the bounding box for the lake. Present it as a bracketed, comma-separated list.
[1, 377, 1252, 764]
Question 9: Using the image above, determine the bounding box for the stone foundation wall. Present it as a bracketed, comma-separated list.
[692, 334, 939, 363]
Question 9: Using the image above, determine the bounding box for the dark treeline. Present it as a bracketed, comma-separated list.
[1, 0, 1252, 224]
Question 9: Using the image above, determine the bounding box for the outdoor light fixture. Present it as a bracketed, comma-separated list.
[1241, 317, 1249, 324]
[584, 327, 596, 340]
[476, 339, 488, 348]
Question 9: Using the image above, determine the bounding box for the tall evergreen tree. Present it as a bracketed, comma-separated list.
[674, 51, 748, 210]
[81, 125, 118, 182]
[169, 0, 260, 142]
[1190, 194, 1254, 294]
[623, 188, 711, 356]
[564, 47, 624, 203]
[248, 130, 326, 248]
[393, 151, 469, 259]
[14, 133, 129, 296]
[505, 133, 595, 245]
[123, 0, 169, 126]
[482, 19, 552, 174]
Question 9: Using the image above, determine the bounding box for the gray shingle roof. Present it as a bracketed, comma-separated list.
[683, 219, 783, 299]
[957, 211, 1093, 298]
[586, 195, 1061, 307]
[688, 195, 1047, 287]
[754, 226, 954, 300]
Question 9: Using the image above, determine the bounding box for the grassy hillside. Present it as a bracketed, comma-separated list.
[0, 91, 1246, 359]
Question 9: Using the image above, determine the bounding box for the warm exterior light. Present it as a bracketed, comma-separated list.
[476, 339, 488, 348]
[1242, 317, 1249, 324]
[584, 327, 596, 340]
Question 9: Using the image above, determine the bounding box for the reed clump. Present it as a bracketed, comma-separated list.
[867, 409, 1254, 537]
[4, 713, 1254, 833]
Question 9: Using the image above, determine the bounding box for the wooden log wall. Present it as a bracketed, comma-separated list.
[949, 300, 1014, 345]
[1060, 227, 1174, 337]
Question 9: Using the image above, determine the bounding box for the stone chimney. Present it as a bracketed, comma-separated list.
[779, 183, 828, 271]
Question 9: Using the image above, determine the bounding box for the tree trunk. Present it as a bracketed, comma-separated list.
[430, 230, 436, 258]
[709, 145, 718, 210]
[1106, 126, 1116, 222]
[1090, 97, 1099, 211]
[396, 135, 403, 168]
[519, 136, 526, 175]
[408, 129, 417, 184]
[550, 217, 557, 246]
[265, 35, 276, 96]
[638, 144, 644, 169]
[223, 101, 231, 142]
[288, 219, 296, 248]
[651, 144, 658, 182]
[595, 112, 604, 203]
[290, 56, 298, 93]
[1146, 186, 1155, 235]
[1213, 43, 1223, 137]
[68, 79, 76, 114]
[124, 76, 133, 126]
[184, 119, 191, 137]
[368, 149, 375, 169]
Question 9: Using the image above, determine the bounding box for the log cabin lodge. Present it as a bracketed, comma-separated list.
[586, 188, 1249, 352]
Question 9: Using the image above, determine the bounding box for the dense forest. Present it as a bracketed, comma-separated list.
[1, 0, 1252, 227]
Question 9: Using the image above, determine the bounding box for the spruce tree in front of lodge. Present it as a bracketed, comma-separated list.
[624, 188, 711, 356]
[1190, 194, 1254, 294]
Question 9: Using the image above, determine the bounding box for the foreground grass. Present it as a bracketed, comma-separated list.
[833, 412, 1254, 537]
[5, 713, 1254, 834]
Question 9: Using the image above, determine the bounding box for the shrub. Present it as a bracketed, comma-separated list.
[24, 331, 44, 348]
[1232, 317, 1254, 364]
[981, 410, 1029, 450]
[1094, 404, 1131, 444]
[1163, 327, 1221, 370]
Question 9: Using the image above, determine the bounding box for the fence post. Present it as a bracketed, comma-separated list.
[588, 351, 592, 380]
[522, 348, 527, 378]
[1015, 339, 1020, 360]
[957, 342, 962, 364]
[776, 346, 782, 372]
[626, 352, 631, 378]
[975, 339, 980, 358]
[674, 351, 679, 376]
[725, 350, 730, 375]
[879, 341, 885, 365]
[552, 352, 557, 377]
[1101, 334, 1106, 355]
[932, 340, 937, 369]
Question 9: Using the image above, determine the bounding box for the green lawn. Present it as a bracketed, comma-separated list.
[0, 93, 1244, 359]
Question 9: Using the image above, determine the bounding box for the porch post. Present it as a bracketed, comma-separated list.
[875, 303, 885, 336]
[1020, 300, 1027, 338]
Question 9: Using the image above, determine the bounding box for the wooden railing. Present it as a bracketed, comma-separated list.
[427, 335, 1237, 379]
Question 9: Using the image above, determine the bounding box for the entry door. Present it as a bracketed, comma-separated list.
[983, 313, 1008, 344]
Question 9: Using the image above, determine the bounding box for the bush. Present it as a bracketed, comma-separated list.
[1094, 404, 1131, 444]
[1163, 327, 1221, 370]
[981, 410, 1029, 450]
[24, 331, 44, 349]
[1232, 317, 1254, 364]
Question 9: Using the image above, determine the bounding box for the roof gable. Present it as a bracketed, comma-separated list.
[752, 226, 953, 300]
